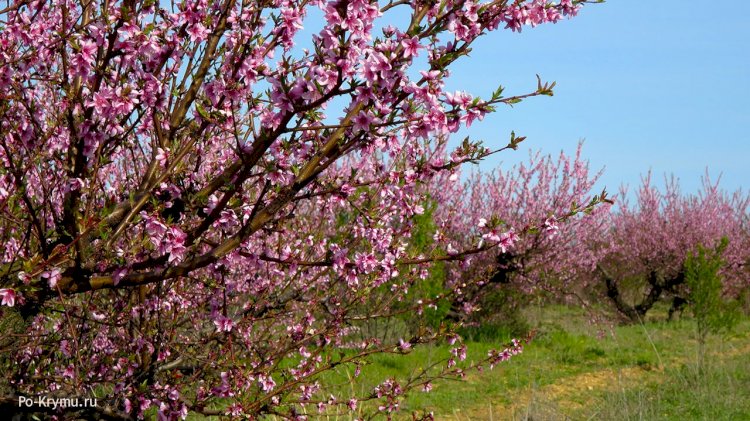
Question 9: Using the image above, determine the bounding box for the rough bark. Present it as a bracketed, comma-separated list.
[599, 265, 686, 322]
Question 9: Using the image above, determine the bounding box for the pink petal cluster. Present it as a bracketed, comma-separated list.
[0, 288, 17, 307]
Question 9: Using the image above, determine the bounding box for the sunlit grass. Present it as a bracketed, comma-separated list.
[191, 304, 750, 420]
[330, 304, 750, 420]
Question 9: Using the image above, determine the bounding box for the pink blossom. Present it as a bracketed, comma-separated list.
[352, 111, 374, 133]
[258, 375, 276, 392]
[42, 268, 62, 288]
[398, 338, 411, 351]
[0, 289, 17, 307]
[543, 216, 559, 239]
[78, 39, 97, 64]
[186, 23, 208, 42]
[498, 229, 520, 253]
[401, 36, 422, 58]
[155, 148, 169, 167]
[214, 315, 235, 332]
[62, 365, 75, 379]
[164, 227, 187, 263]
[354, 252, 378, 274]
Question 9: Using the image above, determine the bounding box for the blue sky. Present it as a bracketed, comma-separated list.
[445, 1, 749, 194]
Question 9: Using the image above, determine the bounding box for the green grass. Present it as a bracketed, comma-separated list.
[586, 356, 750, 421]
[315, 304, 750, 420]
[187, 304, 750, 420]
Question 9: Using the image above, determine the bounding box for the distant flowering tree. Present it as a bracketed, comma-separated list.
[0, 0, 599, 419]
[429, 142, 612, 320]
[596, 175, 750, 322]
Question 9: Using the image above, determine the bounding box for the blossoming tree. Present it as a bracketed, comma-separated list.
[429, 142, 612, 321]
[0, 0, 599, 418]
[595, 175, 750, 322]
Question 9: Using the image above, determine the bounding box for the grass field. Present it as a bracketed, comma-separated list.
[318, 304, 750, 420]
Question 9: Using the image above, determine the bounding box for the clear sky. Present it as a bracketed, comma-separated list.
[445, 0, 749, 195]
